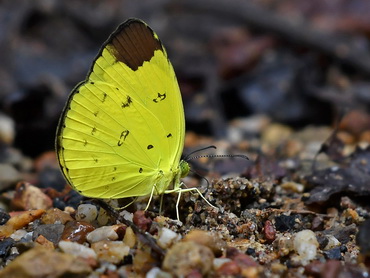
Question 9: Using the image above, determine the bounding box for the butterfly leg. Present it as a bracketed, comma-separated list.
[115, 197, 138, 210]
[159, 194, 164, 215]
[145, 185, 156, 211]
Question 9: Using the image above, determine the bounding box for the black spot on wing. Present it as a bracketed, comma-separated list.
[107, 19, 163, 71]
[153, 92, 166, 103]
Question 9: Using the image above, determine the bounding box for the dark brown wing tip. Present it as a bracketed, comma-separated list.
[106, 18, 163, 71]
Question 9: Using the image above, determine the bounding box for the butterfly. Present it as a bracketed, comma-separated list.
[56, 18, 214, 219]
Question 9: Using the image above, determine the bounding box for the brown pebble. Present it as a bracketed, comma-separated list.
[163, 241, 214, 277]
[311, 216, 324, 231]
[41, 208, 73, 225]
[61, 221, 95, 244]
[91, 240, 130, 264]
[0, 209, 45, 238]
[264, 220, 276, 242]
[217, 261, 241, 276]
[0, 247, 92, 277]
[12, 182, 53, 211]
[183, 229, 226, 257]
[133, 211, 152, 232]
[35, 235, 55, 250]
[123, 226, 136, 248]
[133, 248, 159, 276]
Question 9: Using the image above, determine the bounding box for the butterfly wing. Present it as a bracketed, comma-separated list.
[56, 19, 185, 198]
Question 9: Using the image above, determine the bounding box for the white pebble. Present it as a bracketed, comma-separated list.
[324, 235, 340, 250]
[75, 204, 98, 223]
[119, 210, 133, 222]
[146, 267, 172, 278]
[59, 240, 97, 259]
[157, 228, 181, 249]
[10, 229, 27, 241]
[293, 230, 319, 264]
[86, 226, 119, 243]
[213, 258, 232, 269]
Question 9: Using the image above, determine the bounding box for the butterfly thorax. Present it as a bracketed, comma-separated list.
[154, 160, 189, 195]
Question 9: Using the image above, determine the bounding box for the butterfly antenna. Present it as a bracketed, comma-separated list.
[187, 153, 249, 161]
[183, 145, 217, 160]
[184, 145, 249, 161]
[189, 168, 210, 187]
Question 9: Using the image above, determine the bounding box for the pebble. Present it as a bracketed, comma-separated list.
[157, 227, 181, 249]
[0, 238, 14, 257]
[0, 209, 45, 238]
[0, 247, 92, 277]
[217, 260, 241, 276]
[146, 267, 172, 278]
[86, 226, 119, 243]
[162, 241, 214, 277]
[263, 220, 276, 242]
[35, 234, 55, 250]
[133, 210, 152, 231]
[61, 221, 95, 244]
[183, 229, 226, 257]
[97, 208, 110, 226]
[75, 204, 98, 223]
[123, 226, 136, 248]
[59, 240, 97, 259]
[0, 113, 15, 145]
[0, 164, 20, 192]
[293, 230, 319, 264]
[12, 182, 53, 210]
[10, 229, 27, 241]
[0, 208, 10, 225]
[32, 223, 64, 245]
[280, 182, 304, 193]
[323, 247, 342, 260]
[41, 208, 73, 224]
[213, 257, 232, 269]
[91, 240, 130, 264]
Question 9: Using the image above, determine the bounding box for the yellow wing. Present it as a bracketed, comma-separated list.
[56, 19, 185, 199]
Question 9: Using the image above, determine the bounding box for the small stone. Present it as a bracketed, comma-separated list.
[61, 220, 95, 244]
[133, 211, 152, 231]
[133, 248, 159, 275]
[0, 238, 14, 257]
[216, 261, 241, 276]
[280, 182, 304, 193]
[35, 234, 55, 250]
[12, 182, 52, 210]
[263, 220, 276, 242]
[91, 240, 130, 264]
[0, 164, 20, 192]
[10, 229, 27, 241]
[59, 240, 97, 259]
[163, 241, 214, 277]
[0, 208, 10, 225]
[123, 226, 136, 248]
[75, 204, 98, 223]
[0, 247, 92, 277]
[323, 247, 342, 260]
[157, 227, 181, 249]
[41, 208, 73, 224]
[86, 226, 119, 243]
[213, 258, 232, 269]
[146, 267, 172, 278]
[32, 224, 64, 245]
[183, 229, 226, 257]
[293, 230, 319, 264]
[97, 208, 110, 226]
[0, 209, 45, 238]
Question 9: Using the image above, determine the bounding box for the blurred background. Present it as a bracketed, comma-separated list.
[0, 0, 370, 191]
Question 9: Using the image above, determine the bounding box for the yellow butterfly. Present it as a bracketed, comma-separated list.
[56, 18, 214, 219]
